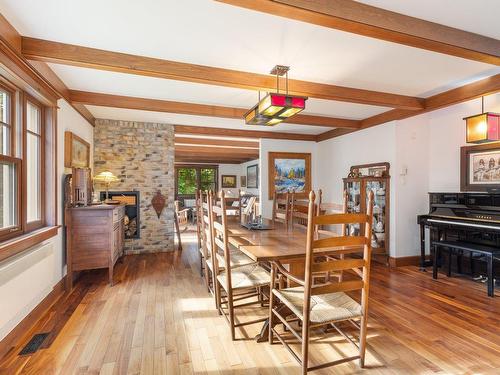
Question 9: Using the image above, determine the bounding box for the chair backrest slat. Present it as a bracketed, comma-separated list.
[312, 258, 365, 273]
[314, 213, 369, 226]
[313, 235, 368, 249]
[272, 192, 290, 228]
[290, 192, 311, 230]
[311, 280, 364, 296]
[213, 220, 224, 234]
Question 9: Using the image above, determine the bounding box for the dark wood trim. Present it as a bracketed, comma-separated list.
[388, 255, 423, 267]
[317, 74, 500, 141]
[176, 145, 258, 156]
[0, 274, 66, 361]
[0, 225, 59, 263]
[22, 37, 423, 110]
[460, 142, 500, 192]
[216, 0, 500, 65]
[268, 152, 311, 199]
[174, 125, 316, 141]
[69, 90, 360, 129]
[174, 137, 259, 148]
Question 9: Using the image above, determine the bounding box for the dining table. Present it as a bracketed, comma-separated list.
[226, 218, 363, 342]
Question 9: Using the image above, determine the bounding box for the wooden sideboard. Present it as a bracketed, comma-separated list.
[65, 204, 125, 290]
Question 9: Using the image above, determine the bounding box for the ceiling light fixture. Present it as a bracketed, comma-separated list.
[244, 65, 307, 126]
[465, 96, 500, 143]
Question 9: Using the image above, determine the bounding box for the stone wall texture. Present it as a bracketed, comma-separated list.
[94, 119, 175, 253]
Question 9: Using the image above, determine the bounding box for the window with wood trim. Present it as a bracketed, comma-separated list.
[0, 83, 22, 240]
[0, 81, 48, 242]
[25, 98, 44, 230]
[175, 165, 218, 199]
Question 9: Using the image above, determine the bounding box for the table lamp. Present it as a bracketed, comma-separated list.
[94, 171, 119, 203]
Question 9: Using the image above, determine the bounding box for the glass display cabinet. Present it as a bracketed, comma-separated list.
[343, 162, 390, 258]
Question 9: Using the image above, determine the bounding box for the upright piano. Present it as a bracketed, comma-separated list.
[417, 192, 500, 272]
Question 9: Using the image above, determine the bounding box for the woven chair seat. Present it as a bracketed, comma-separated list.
[217, 263, 270, 291]
[273, 286, 362, 324]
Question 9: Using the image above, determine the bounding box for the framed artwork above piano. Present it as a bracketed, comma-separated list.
[461, 142, 500, 192]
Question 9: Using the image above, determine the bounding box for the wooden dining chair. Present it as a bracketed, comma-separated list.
[200, 190, 216, 293]
[195, 190, 204, 276]
[269, 190, 375, 374]
[175, 200, 190, 232]
[290, 191, 312, 231]
[272, 192, 290, 228]
[315, 189, 352, 282]
[212, 190, 271, 340]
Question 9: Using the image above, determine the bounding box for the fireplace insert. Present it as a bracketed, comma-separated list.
[100, 191, 140, 239]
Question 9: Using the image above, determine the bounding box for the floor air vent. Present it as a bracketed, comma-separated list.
[19, 333, 49, 355]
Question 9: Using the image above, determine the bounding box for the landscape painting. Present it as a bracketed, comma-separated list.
[268, 152, 311, 199]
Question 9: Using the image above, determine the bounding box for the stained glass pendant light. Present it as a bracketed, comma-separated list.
[465, 96, 500, 144]
[244, 65, 307, 126]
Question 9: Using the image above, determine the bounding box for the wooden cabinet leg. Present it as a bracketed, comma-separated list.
[109, 266, 114, 286]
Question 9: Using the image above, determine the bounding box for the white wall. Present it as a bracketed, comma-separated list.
[259, 139, 319, 218]
[239, 159, 259, 196]
[0, 99, 93, 340]
[316, 122, 397, 255]
[218, 164, 241, 197]
[316, 93, 500, 259]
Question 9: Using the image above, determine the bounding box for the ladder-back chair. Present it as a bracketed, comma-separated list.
[290, 191, 313, 231]
[272, 192, 290, 229]
[200, 191, 216, 293]
[195, 190, 204, 276]
[316, 189, 352, 282]
[213, 190, 271, 340]
[269, 190, 375, 374]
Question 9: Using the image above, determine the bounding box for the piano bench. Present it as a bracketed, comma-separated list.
[432, 241, 500, 297]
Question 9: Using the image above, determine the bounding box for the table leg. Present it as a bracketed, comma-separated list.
[255, 304, 292, 342]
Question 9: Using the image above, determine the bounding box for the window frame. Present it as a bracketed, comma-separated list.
[175, 165, 219, 200]
[0, 155, 22, 241]
[23, 94, 45, 232]
[0, 81, 15, 158]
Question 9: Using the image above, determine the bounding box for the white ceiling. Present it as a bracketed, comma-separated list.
[358, 0, 500, 39]
[0, 0, 498, 136]
[49, 64, 389, 120]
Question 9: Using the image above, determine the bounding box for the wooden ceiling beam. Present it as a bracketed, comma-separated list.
[175, 124, 316, 141]
[316, 74, 500, 141]
[69, 90, 361, 128]
[176, 145, 259, 156]
[175, 155, 252, 163]
[217, 0, 500, 66]
[174, 137, 259, 148]
[22, 37, 424, 110]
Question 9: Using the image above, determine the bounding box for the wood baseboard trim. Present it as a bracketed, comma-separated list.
[0, 275, 66, 361]
[388, 255, 422, 267]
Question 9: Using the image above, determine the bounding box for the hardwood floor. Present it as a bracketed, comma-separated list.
[1, 230, 499, 374]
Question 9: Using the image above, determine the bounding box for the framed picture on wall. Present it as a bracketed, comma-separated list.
[268, 152, 311, 199]
[461, 142, 500, 191]
[221, 175, 237, 188]
[240, 175, 247, 187]
[64, 131, 90, 168]
[247, 164, 258, 188]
